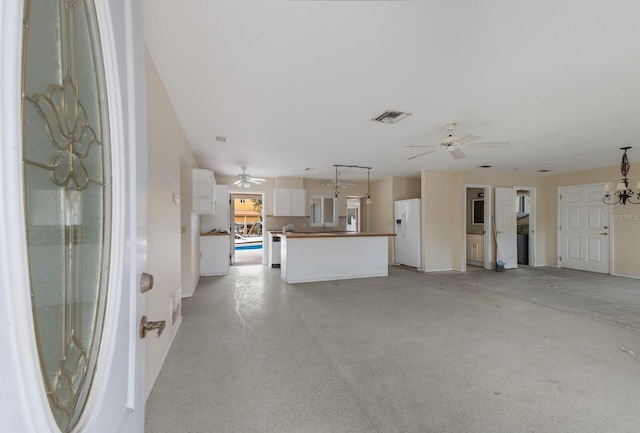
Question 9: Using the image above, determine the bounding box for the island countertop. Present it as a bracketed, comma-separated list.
[278, 231, 395, 239]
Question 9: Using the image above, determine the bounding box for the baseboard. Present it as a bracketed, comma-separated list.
[424, 267, 454, 273]
[145, 315, 182, 401]
[612, 272, 640, 280]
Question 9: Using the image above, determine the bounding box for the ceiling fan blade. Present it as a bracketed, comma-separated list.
[247, 178, 264, 184]
[233, 179, 243, 186]
[451, 148, 466, 160]
[407, 149, 438, 160]
[249, 177, 266, 182]
[465, 141, 510, 148]
[454, 134, 482, 145]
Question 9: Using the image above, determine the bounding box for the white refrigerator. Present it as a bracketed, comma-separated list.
[394, 198, 422, 269]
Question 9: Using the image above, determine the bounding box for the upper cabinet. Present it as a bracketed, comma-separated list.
[273, 188, 306, 216]
[193, 168, 216, 214]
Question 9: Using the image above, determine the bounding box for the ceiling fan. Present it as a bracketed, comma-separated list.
[233, 166, 265, 188]
[321, 178, 358, 189]
[407, 123, 510, 161]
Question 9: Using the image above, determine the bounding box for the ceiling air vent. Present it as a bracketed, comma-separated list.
[371, 110, 412, 124]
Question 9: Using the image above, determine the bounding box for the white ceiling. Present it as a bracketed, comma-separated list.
[143, 0, 640, 182]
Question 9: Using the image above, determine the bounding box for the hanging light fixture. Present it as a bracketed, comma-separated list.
[366, 168, 372, 205]
[333, 164, 372, 202]
[603, 147, 640, 205]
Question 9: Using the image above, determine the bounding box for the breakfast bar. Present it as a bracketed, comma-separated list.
[279, 232, 396, 284]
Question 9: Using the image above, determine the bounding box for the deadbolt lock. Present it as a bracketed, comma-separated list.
[140, 272, 154, 293]
[140, 316, 166, 339]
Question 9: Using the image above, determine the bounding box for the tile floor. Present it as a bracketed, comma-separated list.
[146, 265, 640, 433]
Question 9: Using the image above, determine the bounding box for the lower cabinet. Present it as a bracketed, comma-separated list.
[200, 234, 229, 276]
[466, 234, 485, 264]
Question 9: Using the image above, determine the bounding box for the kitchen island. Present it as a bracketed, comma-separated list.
[279, 232, 396, 284]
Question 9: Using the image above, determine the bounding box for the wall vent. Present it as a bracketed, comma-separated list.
[371, 110, 412, 124]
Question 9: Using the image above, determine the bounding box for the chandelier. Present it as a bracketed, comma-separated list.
[603, 147, 640, 205]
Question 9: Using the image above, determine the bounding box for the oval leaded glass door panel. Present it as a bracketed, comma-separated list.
[21, 0, 112, 431]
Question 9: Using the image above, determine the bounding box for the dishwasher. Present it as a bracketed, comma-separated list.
[268, 233, 281, 268]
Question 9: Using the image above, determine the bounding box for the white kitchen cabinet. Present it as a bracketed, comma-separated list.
[466, 234, 485, 264]
[201, 185, 229, 233]
[192, 168, 216, 214]
[200, 234, 229, 276]
[273, 188, 306, 216]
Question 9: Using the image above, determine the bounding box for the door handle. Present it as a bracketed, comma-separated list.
[140, 316, 166, 338]
[600, 232, 608, 236]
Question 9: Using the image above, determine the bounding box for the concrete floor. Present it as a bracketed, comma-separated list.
[146, 266, 640, 433]
[233, 247, 263, 266]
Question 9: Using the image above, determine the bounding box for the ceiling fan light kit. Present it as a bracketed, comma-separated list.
[603, 147, 640, 205]
[232, 165, 265, 189]
[407, 122, 510, 161]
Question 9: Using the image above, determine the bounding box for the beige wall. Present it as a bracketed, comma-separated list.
[370, 177, 393, 258]
[417, 165, 640, 278]
[392, 176, 421, 202]
[422, 171, 456, 271]
[146, 48, 197, 396]
[543, 163, 640, 278]
[419, 170, 546, 272]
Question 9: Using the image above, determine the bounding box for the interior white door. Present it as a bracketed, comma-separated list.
[495, 187, 518, 269]
[229, 195, 236, 265]
[559, 185, 611, 273]
[0, 1, 147, 432]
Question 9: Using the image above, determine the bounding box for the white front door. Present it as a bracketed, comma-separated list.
[559, 184, 611, 273]
[495, 187, 518, 269]
[0, 1, 147, 432]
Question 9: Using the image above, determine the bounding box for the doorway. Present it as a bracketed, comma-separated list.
[463, 185, 492, 271]
[516, 189, 532, 266]
[230, 192, 265, 266]
[346, 197, 362, 232]
[494, 186, 537, 270]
